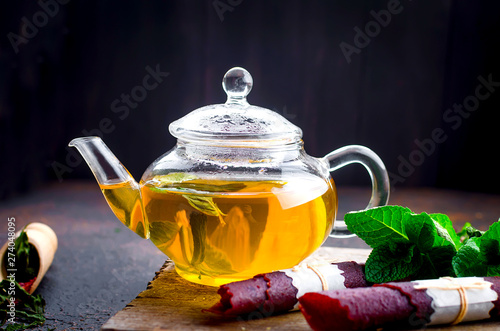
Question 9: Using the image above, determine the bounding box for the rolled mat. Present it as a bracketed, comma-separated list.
[299, 276, 500, 330]
[204, 261, 368, 316]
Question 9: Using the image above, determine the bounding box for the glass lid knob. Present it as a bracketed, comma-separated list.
[222, 67, 253, 106]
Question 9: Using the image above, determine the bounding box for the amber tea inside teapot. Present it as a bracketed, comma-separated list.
[69, 67, 390, 286]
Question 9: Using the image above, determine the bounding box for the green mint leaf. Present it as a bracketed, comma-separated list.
[466, 226, 485, 239]
[487, 265, 500, 277]
[14, 230, 30, 260]
[152, 173, 248, 193]
[456, 222, 485, 242]
[432, 219, 457, 249]
[3, 230, 40, 283]
[482, 238, 500, 265]
[344, 206, 413, 248]
[405, 213, 457, 279]
[5, 323, 26, 331]
[405, 212, 457, 250]
[189, 212, 207, 266]
[474, 220, 500, 261]
[153, 173, 199, 187]
[477, 221, 500, 274]
[0, 280, 46, 329]
[149, 221, 180, 248]
[480, 219, 500, 241]
[456, 222, 471, 239]
[197, 243, 237, 276]
[179, 182, 247, 193]
[365, 243, 422, 283]
[453, 220, 500, 277]
[403, 213, 436, 252]
[420, 245, 457, 279]
[347, 206, 464, 282]
[429, 213, 462, 248]
[182, 195, 226, 223]
[452, 237, 487, 277]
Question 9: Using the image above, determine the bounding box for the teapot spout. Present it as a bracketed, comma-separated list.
[69, 137, 149, 239]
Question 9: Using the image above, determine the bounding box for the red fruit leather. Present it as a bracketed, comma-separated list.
[337, 261, 368, 288]
[299, 287, 415, 331]
[204, 271, 297, 316]
[206, 276, 268, 316]
[205, 261, 368, 317]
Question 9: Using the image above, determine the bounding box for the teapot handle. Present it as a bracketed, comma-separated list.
[323, 145, 390, 238]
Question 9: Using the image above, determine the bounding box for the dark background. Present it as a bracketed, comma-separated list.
[1, 0, 500, 200]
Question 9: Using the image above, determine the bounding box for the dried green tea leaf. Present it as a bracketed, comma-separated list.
[153, 173, 199, 187]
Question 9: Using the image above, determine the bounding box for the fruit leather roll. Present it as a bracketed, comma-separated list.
[205, 261, 368, 316]
[299, 276, 500, 331]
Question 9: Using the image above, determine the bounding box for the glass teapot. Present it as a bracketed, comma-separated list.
[69, 67, 389, 286]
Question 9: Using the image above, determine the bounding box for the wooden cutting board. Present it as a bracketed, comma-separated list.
[101, 247, 500, 331]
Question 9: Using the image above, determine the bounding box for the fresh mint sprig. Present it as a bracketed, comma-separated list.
[345, 206, 464, 283]
[346, 206, 500, 283]
[452, 221, 500, 277]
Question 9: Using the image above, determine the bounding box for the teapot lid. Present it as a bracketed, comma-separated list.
[169, 67, 302, 146]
